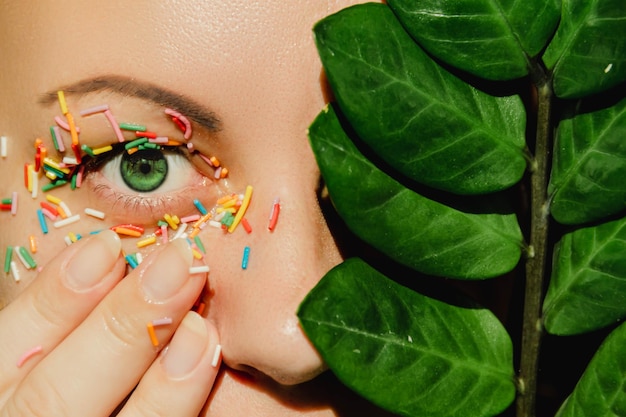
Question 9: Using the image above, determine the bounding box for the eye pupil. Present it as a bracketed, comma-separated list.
[120, 149, 168, 192]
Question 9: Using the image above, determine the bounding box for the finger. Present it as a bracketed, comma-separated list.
[0, 230, 124, 400]
[118, 311, 221, 417]
[3, 239, 208, 417]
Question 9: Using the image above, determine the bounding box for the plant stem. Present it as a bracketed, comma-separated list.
[516, 79, 552, 417]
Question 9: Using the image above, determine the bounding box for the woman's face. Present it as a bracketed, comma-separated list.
[0, 1, 369, 415]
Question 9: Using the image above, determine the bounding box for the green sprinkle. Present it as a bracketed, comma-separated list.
[140, 142, 159, 150]
[49, 126, 60, 151]
[119, 123, 147, 132]
[18, 246, 37, 269]
[43, 165, 67, 180]
[71, 173, 78, 190]
[81, 144, 95, 157]
[4, 246, 13, 273]
[157, 220, 168, 227]
[220, 212, 234, 227]
[42, 180, 68, 192]
[1, 198, 11, 205]
[124, 138, 148, 150]
[194, 235, 206, 254]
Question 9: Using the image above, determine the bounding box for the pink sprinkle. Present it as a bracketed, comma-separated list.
[214, 167, 222, 179]
[152, 317, 173, 327]
[149, 136, 169, 144]
[41, 208, 57, 221]
[11, 191, 17, 215]
[160, 224, 168, 245]
[54, 116, 81, 133]
[104, 110, 125, 143]
[76, 165, 84, 188]
[198, 153, 214, 167]
[187, 142, 194, 151]
[165, 108, 192, 140]
[16, 345, 43, 368]
[180, 214, 200, 223]
[79, 104, 110, 117]
[52, 126, 66, 152]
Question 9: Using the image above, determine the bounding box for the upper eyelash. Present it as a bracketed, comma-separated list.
[81, 142, 190, 174]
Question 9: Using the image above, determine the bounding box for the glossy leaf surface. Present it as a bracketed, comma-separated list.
[298, 258, 516, 417]
[308, 105, 523, 279]
[543, 216, 626, 335]
[388, 0, 560, 81]
[556, 323, 626, 416]
[549, 96, 626, 225]
[314, 3, 527, 195]
[542, 0, 626, 99]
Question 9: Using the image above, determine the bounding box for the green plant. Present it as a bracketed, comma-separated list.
[296, 1, 626, 416]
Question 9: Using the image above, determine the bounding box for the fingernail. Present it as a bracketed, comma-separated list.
[141, 239, 193, 302]
[64, 230, 122, 291]
[162, 311, 208, 379]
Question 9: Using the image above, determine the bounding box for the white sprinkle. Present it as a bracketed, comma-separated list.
[208, 220, 222, 228]
[62, 156, 79, 165]
[604, 63, 613, 73]
[1, 136, 7, 158]
[189, 265, 210, 274]
[10, 261, 20, 282]
[54, 214, 81, 228]
[84, 207, 105, 220]
[135, 252, 143, 264]
[59, 201, 72, 217]
[11, 191, 17, 215]
[211, 344, 222, 368]
[173, 223, 188, 240]
[63, 236, 73, 246]
[14, 247, 31, 269]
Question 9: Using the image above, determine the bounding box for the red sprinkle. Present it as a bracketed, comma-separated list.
[241, 218, 252, 234]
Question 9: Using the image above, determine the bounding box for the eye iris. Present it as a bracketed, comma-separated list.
[120, 149, 168, 192]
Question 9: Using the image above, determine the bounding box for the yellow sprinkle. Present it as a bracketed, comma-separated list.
[192, 249, 203, 260]
[221, 198, 237, 209]
[45, 171, 57, 181]
[92, 145, 113, 155]
[216, 207, 236, 214]
[26, 164, 35, 192]
[43, 158, 71, 174]
[136, 236, 157, 248]
[163, 214, 178, 230]
[46, 194, 63, 205]
[68, 232, 78, 243]
[57, 91, 68, 115]
[228, 185, 252, 233]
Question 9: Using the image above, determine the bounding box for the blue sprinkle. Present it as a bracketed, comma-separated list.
[242, 246, 250, 270]
[193, 199, 208, 215]
[37, 209, 48, 234]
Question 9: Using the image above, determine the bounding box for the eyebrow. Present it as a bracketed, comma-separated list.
[39, 75, 221, 132]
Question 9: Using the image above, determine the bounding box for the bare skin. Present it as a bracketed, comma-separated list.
[0, 1, 391, 416]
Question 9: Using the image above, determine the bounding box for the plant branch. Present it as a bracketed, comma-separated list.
[516, 78, 553, 417]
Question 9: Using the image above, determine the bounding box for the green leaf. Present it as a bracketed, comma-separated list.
[542, 0, 626, 99]
[308, 104, 523, 279]
[543, 216, 626, 335]
[549, 96, 626, 225]
[314, 3, 527, 195]
[388, 0, 561, 81]
[555, 322, 626, 416]
[298, 258, 516, 417]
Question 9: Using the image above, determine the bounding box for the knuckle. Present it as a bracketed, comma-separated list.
[6, 372, 69, 416]
[99, 303, 146, 348]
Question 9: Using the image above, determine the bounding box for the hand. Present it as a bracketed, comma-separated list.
[0, 231, 220, 416]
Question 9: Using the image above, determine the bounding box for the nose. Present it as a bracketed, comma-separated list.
[208, 176, 343, 385]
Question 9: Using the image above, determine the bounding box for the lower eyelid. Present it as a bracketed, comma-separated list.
[84, 170, 219, 225]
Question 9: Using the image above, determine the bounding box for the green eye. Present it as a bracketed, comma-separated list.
[120, 149, 168, 192]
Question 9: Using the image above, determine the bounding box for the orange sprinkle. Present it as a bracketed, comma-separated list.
[217, 194, 236, 205]
[66, 112, 79, 146]
[146, 323, 159, 347]
[113, 227, 143, 237]
[29, 235, 38, 253]
[192, 212, 212, 229]
[209, 156, 220, 167]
